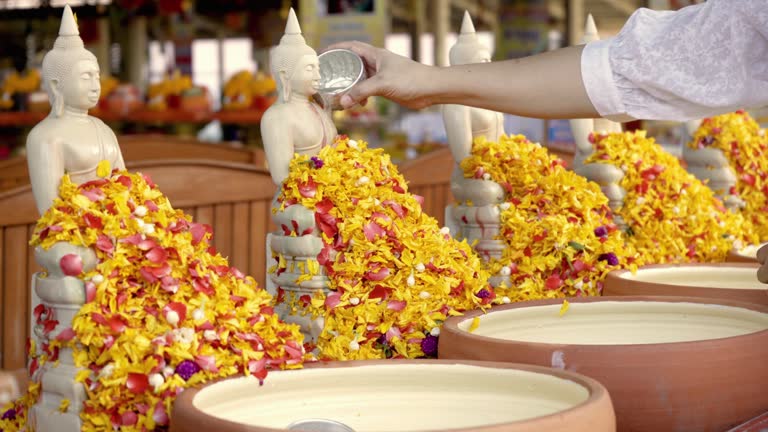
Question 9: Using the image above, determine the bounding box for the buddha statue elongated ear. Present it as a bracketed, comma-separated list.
[49, 78, 64, 117]
[278, 69, 291, 102]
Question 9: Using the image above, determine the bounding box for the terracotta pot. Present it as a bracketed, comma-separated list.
[171, 360, 615, 432]
[604, 263, 768, 306]
[439, 296, 768, 432]
[727, 243, 767, 263]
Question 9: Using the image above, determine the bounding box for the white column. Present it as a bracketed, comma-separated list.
[127, 16, 148, 90]
[434, 0, 450, 67]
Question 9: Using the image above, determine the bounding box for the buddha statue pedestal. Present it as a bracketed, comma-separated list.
[28, 245, 95, 432]
[267, 200, 331, 345]
[682, 145, 744, 211]
[447, 174, 510, 288]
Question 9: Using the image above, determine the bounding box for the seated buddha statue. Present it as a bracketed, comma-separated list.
[262, 8, 337, 341]
[569, 15, 627, 228]
[23, 6, 125, 431]
[442, 12, 508, 286]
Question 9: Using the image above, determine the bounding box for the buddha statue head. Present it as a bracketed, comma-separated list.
[270, 8, 320, 103]
[449, 11, 491, 66]
[42, 5, 100, 117]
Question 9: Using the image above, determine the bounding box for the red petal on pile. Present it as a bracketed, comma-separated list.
[193, 278, 214, 296]
[34, 304, 46, 322]
[572, 259, 587, 273]
[383, 200, 406, 218]
[195, 355, 219, 372]
[413, 195, 424, 206]
[60, 254, 83, 276]
[126, 373, 149, 394]
[545, 275, 563, 290]
[91, 312, 109, 326]
[231, 267, 245, 279]
[315, 198, 334, 214]
[141, 173, 156, 188]
[163, 302, 187, 325]
[298, 177, 318, 198]
[79, 179, 109, 189]
[137, 239, 158, 251]
[317, 245, 333, 266]
[365, 267, 390, 281]
[387, 300, 406, 311]
[120, 233, 143, 245]
[369, 285, 391, 300]
[83, 213, 103, 229]
[324, 292, 341, 309]
[146, 247, 168, 264]
[96, 234, 114, 254]
[284, 343, 303, 362]
[140, 267, 158, 283]
[42, 320, 58, 335]
[363, 221, 386, 241]
[116, 175, 132, 188]
[144, 199, 159, 211]
[160, 276, 179, 293]
[315, 212, 338, 238]
[248, 358, 267, 376]
[121, 411, 138, 426]
[56, 327, 76, 341]
[190, 223, 210, 245]
[151, 263, 172, 278]
[80, 188, 105, 202]
[108, 316, 128, 333]
[385, 326, 401, 342]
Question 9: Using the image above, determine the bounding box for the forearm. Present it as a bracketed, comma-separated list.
[428, 46, 599, 119]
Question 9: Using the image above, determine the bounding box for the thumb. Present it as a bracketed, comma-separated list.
[341, 76, 382, 109]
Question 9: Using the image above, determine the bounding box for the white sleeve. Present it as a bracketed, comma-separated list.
[581, 0, 768, 122]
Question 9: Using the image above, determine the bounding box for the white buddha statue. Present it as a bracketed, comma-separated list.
[683, 119, 743, 210]
[23, 6, 125, 431]
[569, 15, 626, 228]
[442, 11, 508, 287]
[262, 8, 336, 342]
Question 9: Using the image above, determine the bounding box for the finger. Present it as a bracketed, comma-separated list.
[326, 40, 380, 69]
[341, 76, 381, 109]
[757, 264, 768, 284]
[756, 243, 768, 264]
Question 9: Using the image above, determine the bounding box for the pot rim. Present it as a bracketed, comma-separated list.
[171, 359, 614, 432]
[605, 262, 765, 294]
[441, 295, 768, 352]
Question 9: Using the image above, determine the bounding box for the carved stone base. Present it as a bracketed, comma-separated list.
[447, 204, 510, 288]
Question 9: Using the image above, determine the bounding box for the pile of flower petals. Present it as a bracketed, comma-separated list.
[276, 137, 492, 360]
[459, 135, 632, 301]
[587, 130, 755, 263]
[0, 167, 303, 432]
[689, 111, 768, 241]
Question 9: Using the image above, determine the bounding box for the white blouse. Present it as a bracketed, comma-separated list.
[582, 0, 768, 122]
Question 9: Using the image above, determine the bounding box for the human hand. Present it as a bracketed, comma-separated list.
[326, 41, 435, 110]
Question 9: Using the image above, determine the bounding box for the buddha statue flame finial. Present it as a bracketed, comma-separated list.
[270, 7, 318, 102]
[449, 11, 490, 66]
[41, 4, 98, 117]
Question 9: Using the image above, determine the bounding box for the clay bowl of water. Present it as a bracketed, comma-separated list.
[171, 360, 615, 432]
[439, 296, 768, 432]
[604, 263, 768, 306]
[727, 243, 766, 263]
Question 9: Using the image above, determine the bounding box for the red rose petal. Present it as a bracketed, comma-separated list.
[383, 200, 406, 218]
[141, 173, 156, 188]
[140, 267, 158, 283]
[80, 188, 105, 202]
[146, 247, 168, 264]
[144, 199, 159, 211]
[160, 276, 179, 293]
[413, 195, 424, 206]
[151, 263, 172, 278]
[385, 326, 401, 342]
[121, 411, 137, 426]
[120, 234, 143, 246]
[108, 316, 127, 333]
[545, 275, 563, 290]
[315, 198, 334, 214]
[91, 312, 108, 326]
[153, 402, 169, 425]
[162, 302, 187, 326]
[387, 300, 406, 311]
[83, 213, 103, 229]
[126, 373, 149, 394]
[96, 234, 114, 254]
[315, 212, 338, 238]
[298, 177, 317, 198]
[363, 221, 387, 241]
[116, 175, 132, 188]
[60, 254, 83, 276]
[190, 223, 210, 245]
[369, 285, 391, 299]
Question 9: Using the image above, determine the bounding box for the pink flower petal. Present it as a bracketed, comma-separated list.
[120, 233, 143, 245]
[413, 195, 425, 206]
[109, 316, 127, 333]
[60, 254, 83, 276]
[163, 302, 187, 326]
[96, 234, 114, 254]
[363, 221, 386, 241]
[190, 223, 210, 245]
[140, 267, 158, 283]
[387, 300, 406, 311]
[126, 373, 148, 394]
[160, 276, 179, 293]
[151, 263, 172, 278]
[85, 281, 96, 303]
[230, 267, 245, 279]
[80, 188, 105, 202]
[195, 355, 218, 372]
[153, 402, 169, 425]
[385, 326, 402, 342]
[56, 327, 76, 341]
[83, 213, 103, 229]
[383, 200, 406, 218]
[298, 177, 317, 198]
[144, 199, 159, 211]
[324, 292, 341, 309]
[146, 247, 168, 264]
[121, 411, 138, 426]
[365, 267, 390, 281]
[116, 175, 132, 188]
[137, 239, 158, 251]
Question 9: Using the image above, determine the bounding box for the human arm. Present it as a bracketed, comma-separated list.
[332, 0, 768, 121]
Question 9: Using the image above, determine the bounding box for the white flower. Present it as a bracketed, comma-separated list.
[574, 280, 584, 290]
[142, 223, 156, 234]
[356, 176, 370, 186]
[430, 327, 440, 337]
[149, 373, 164, 392]
[135, 218, 145, 228]
[419, 291, 431, 299]
[349, 340, 360, 351]
[415, 263, 425, 272]
[162, 366, 175, 378]
[348, 139, 359, 148]
[672, 206, 680, 214]
[406, 274, 415, 286]
[635, 197, 645, 205]
[482, 173, 491, 181]
[440, 227, 450, 235]
[501, 296, 511, 304]
[91, 273, 104, 284]
[500, 202, 511, 210]
[192, 308, 205, 321]
[133, 205, 148, 217]
[172, 327, 195, 344]
[203, 330, 218, 341]
[98, 364, 114, 378]
[500, 266, 511, 276]
[349, 297, 360, 305]
[165, 310, 180, 326]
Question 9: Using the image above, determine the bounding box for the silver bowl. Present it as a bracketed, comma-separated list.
[318, 49, 366, 110]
